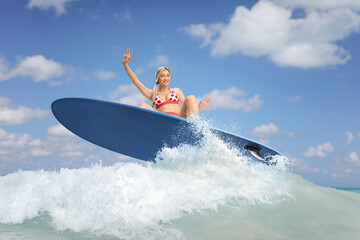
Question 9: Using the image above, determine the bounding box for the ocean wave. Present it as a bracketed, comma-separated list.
[1, 120, 359, 239]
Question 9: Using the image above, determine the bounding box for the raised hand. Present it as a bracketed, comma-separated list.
[122, 48, 133, 65]
[198, 96, 212, 110]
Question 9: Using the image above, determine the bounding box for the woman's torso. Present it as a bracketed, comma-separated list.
[154, 88, 180, 114]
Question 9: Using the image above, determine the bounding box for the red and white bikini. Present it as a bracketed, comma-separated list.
[154, 89, 180, 116]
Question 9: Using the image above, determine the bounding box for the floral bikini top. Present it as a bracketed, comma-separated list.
[153, 89, 180, 110]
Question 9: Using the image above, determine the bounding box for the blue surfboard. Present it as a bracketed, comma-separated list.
[51, 98, 281, 165]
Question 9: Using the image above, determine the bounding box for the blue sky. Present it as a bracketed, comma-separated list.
[0, 0, 359, 187]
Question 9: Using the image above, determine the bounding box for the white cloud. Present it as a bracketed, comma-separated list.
[0, 96, 12, 108]
[0, 107, 48, 125]
[148, 55, 170, 68]
[303, 142, 334, 158]
[47, 124, 74, 137]
[345, 131, 354, 145]
[134, 67, 146, 76]
[95, 70, 116, 81]
[31, 148, 52, 157]
[0, 128, 89, 167]
[0, 129, 34, 148]
[272, 0, 360, 10]
[0, 56, 10, 80]
[0, 128, 52, 161]
[199, 87, 262, 112]
[135, 55, 170, 75]
[272, 43, 350, 68]
[0, 127, 136, 173]
[113, 9, 132, 22]
[250, 123, 279, 144]
[286, 96, 302, 103]
[180, 23, 224, 48]
[62, 151, 84, 157]
[108, 84, 148, 106]
[0, 55, 8, 80]
[331, 173, 341, 178]
[287, 132, 295, 138]
[27, 0, 79, 17]
[0, 127, 92, 173]
[345, 152, 360, 166]
[0, 55, 65, 82]
[182, 0, 360, 68]
[285, 153, 319, 173]
[0, 96, 49, 125]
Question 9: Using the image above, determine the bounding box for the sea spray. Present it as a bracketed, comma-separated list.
[1, 120, 359, 239]
[0, 163, 188, 239]
[155, 119, 292, 208]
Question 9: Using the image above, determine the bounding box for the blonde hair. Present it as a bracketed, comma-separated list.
[151, 66, 171, 107]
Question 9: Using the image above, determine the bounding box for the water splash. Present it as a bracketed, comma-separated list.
[1, 120, 359, 239]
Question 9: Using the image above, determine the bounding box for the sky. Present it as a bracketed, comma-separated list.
[0, 0, 359, 188]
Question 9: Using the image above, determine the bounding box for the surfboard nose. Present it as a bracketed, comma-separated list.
[51, 98, 75, 123]
[51, 98, 63, 121]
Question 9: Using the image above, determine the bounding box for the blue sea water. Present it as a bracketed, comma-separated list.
[1, 122, 360, 240]
[336, 188, 360, 194]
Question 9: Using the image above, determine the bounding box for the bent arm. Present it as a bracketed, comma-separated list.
[122, 49, 152, 100]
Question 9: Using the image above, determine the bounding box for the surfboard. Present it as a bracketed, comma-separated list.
[51, 98, 281, 165]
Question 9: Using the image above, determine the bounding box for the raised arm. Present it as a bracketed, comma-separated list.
[122, 48, 152, 100]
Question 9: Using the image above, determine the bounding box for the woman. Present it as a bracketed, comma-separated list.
[122, 48, 211, 119]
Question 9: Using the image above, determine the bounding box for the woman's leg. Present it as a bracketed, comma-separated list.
[139, 102, 154, 111]
[179, 95, 199, 120]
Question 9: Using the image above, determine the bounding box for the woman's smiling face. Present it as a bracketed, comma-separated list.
[158, 70, 171, 87]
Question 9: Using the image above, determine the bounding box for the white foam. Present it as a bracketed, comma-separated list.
[0, 120, 293, 239]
